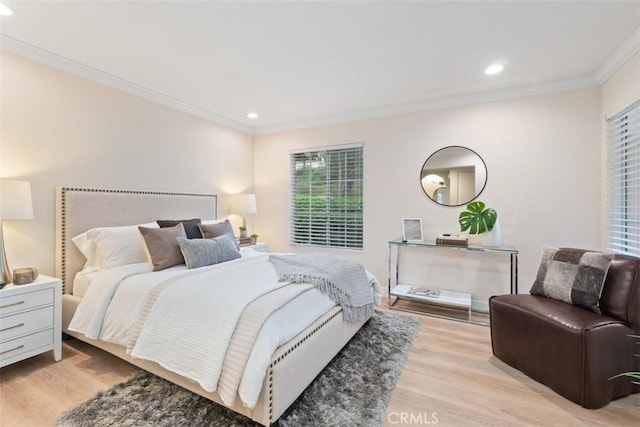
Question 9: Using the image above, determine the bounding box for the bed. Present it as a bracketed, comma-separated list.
[56, 187, 379, 426]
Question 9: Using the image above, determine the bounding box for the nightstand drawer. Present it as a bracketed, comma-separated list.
[0, 288, 54, 316]
[0, 329, 53, 364]
[0, 306, 54, 342]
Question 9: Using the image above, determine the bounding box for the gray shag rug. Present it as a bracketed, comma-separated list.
[57, 311, 421, 427]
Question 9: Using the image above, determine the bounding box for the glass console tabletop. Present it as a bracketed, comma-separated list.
[388, 238, 518, 254]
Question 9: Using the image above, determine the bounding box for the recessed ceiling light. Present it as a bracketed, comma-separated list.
[247, 112, 258, 119]
[485, 64, 504, 75]
[0, 3, 14, 16]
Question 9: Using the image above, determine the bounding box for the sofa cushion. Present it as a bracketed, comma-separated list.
[491, 294, 622, 332]
[530, 246, 613, 313]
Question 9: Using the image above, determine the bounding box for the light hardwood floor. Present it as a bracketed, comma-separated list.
[1, 306, 638, 427]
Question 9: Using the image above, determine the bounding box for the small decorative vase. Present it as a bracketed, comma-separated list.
[482, 218, 502, 247]
[251, 237, 257, 245]
[240, 229, 247, 238]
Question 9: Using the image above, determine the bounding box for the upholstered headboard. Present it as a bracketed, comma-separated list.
[55, 187, 218, 293]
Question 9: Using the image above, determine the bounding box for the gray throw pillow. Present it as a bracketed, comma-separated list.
[156, 218, 202, 239]
[198, 220, 237, 246]
[139, 223, 187, 271]
[529, 245, 614, 313]
[177, 234, 241, 269]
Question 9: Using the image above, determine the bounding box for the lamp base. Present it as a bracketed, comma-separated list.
[240, 214, 248, 238]
[0, 222, 12, 285]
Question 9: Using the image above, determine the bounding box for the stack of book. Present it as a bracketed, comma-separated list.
[237, 237, 252, 246]
[435, 234, 468, 246]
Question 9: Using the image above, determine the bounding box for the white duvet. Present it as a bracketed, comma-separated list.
[68, 250, 381, 408]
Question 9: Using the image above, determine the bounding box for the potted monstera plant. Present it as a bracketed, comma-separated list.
[458, 201, 501, 246]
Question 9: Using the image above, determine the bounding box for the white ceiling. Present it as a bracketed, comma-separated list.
[1, 1, 639, 134]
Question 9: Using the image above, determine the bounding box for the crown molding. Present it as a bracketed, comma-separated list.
[3, 31, 630, 137]
[255, 76, 598, 135]
[594, 28, 640, 84]
[0, 35, 256, 135]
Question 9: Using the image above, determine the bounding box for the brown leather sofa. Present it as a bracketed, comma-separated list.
[489, 251, 640, 409]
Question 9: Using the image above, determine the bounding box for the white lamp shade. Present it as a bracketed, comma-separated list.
[0, 180, 34, 220]
[229, 193, 257, 214]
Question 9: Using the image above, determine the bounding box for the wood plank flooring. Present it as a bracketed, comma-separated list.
[1, 306, 638, 426]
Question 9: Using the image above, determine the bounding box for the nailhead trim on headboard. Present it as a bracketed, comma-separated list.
[57, 187, 218, 293]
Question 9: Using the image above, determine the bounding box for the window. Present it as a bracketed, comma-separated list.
[290, 144, 363, 249]
[607, 100, 640, 256]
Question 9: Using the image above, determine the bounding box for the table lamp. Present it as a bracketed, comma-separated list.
[0, 180, 34, 285]
[228, 193, 257, 236]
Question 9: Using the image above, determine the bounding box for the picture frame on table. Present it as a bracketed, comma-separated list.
[402, 218, 423, 243]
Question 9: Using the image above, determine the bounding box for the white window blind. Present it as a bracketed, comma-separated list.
[607, 99, 640, 256]
[290, 144, 363, 249]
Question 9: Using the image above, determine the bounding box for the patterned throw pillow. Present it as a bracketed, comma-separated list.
[530, 246, 614, 313]
[177, 234, 241, 269]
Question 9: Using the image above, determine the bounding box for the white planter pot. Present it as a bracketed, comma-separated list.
[482, 219, 502, 247]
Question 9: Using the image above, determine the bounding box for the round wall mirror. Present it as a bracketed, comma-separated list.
[420, 146, 487, 207]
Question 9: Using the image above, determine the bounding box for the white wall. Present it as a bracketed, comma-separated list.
[601, 51, 640, 120]
[0, 52, 255, 277]
[255, 88, 603, 308]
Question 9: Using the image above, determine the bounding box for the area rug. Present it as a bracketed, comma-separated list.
[57, 311, 421, 427]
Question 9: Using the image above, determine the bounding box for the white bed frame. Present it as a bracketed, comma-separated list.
[56, 187, 367, 426]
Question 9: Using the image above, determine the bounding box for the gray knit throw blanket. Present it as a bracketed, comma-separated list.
[269, 253, 374, 322]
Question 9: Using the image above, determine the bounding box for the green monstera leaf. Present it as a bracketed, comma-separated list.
[458, 201, 497, 235]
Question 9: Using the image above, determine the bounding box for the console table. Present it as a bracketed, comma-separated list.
[388, 239, 518, 323]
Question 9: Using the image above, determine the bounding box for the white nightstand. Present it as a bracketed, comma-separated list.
[0, 275, 62, 367]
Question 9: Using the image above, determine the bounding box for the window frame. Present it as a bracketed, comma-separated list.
[606, 99, 640, 257]
[289, 143, 364, 250]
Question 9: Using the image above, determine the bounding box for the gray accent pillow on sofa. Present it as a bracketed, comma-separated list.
[530, 245, 614, 313]
[139, 223, 187, 271]
[177, 234, 241, 269]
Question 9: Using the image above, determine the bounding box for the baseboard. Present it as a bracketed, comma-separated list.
[472, 299, 489, 314]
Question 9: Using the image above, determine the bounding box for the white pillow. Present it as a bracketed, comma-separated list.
[71, 233, 102, 271]
[74, 222, 157, 269]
